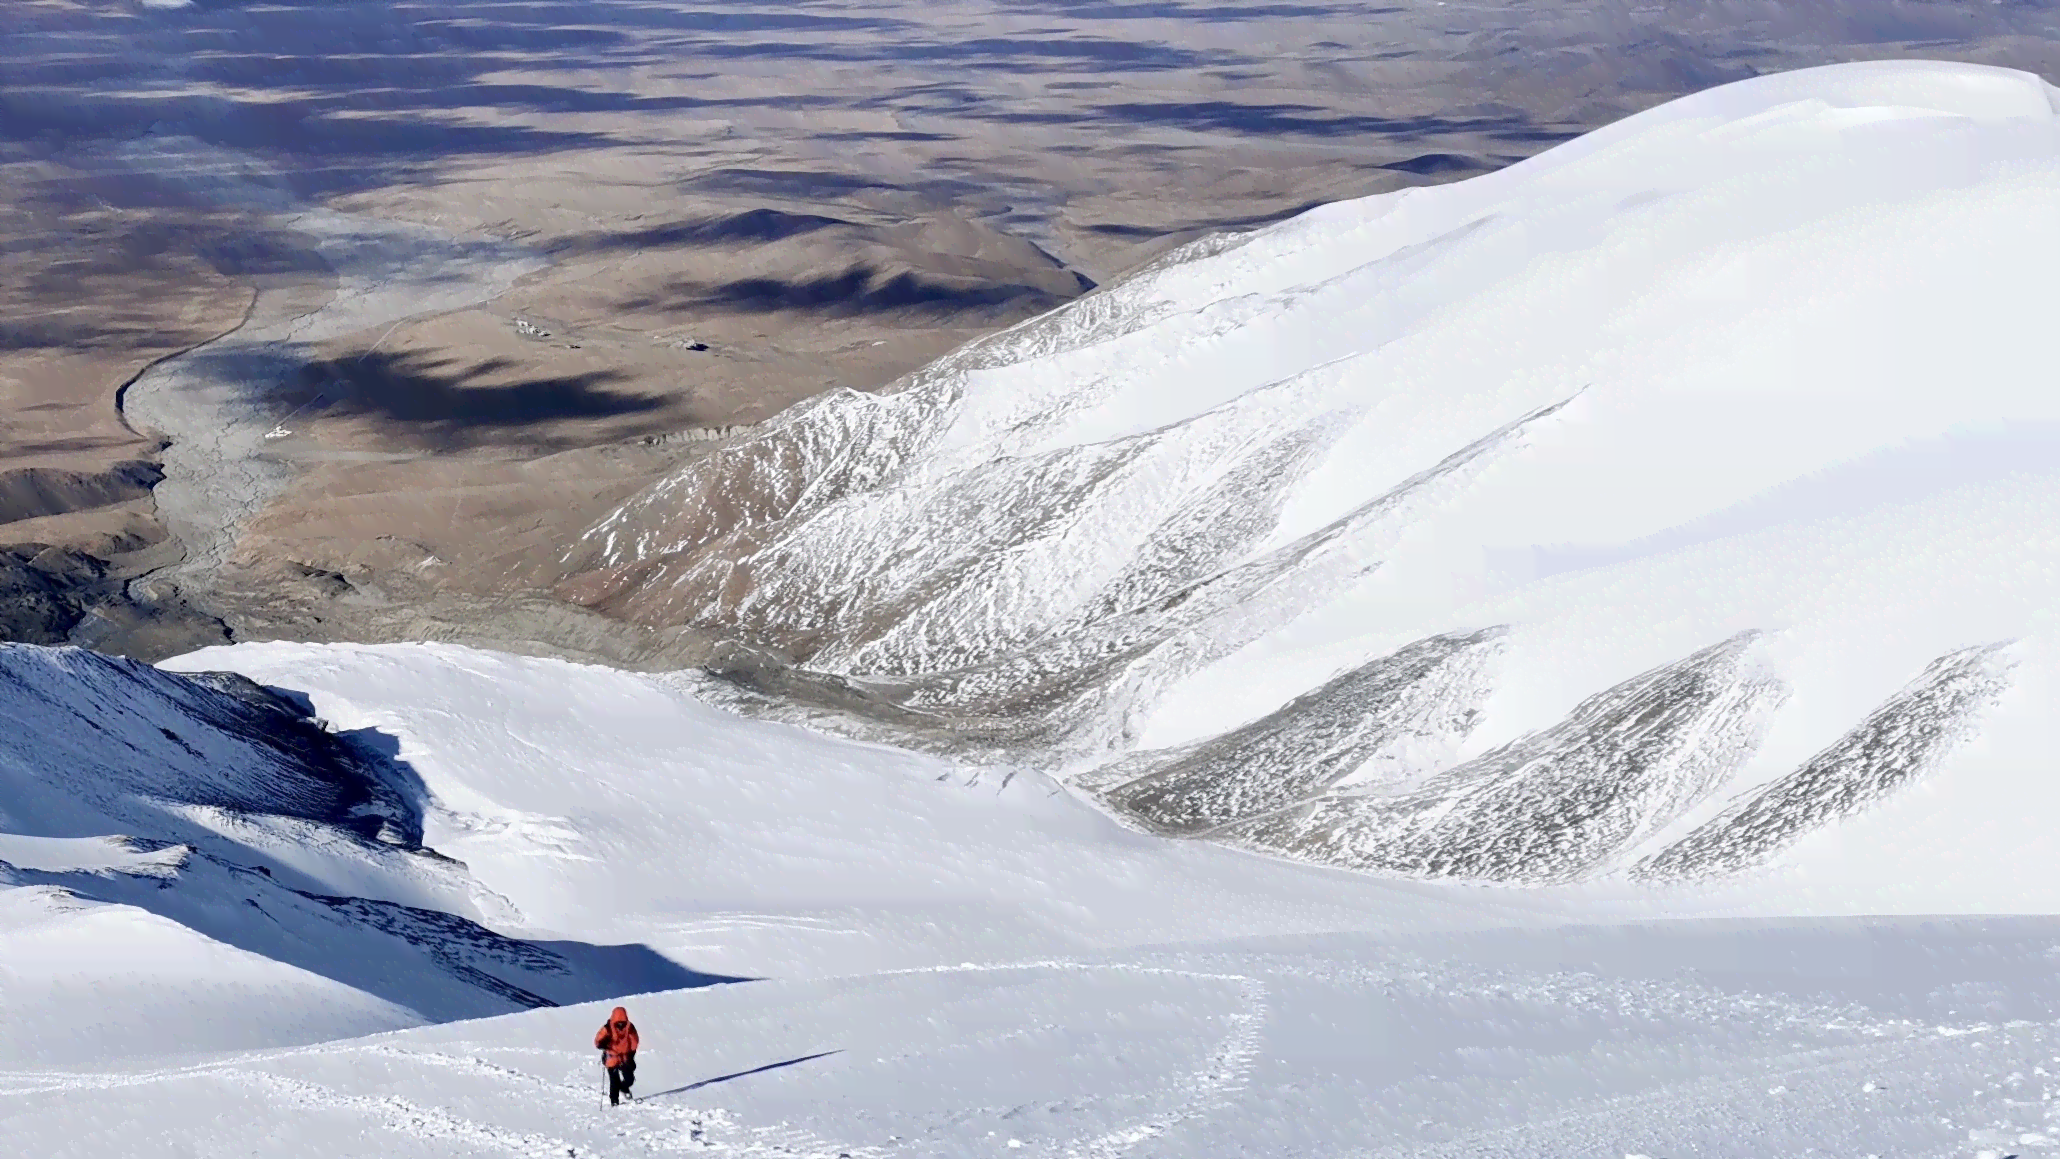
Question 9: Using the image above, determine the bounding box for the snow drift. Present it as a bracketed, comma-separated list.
[0, 644, 727, 1058]
[555, 61, 2060, 885]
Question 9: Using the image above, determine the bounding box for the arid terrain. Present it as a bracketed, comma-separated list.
[5, 0, 2058, 661]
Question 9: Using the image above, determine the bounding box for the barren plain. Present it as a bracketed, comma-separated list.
[4, 0, 2058, 659]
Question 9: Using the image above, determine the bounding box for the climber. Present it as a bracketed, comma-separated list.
[595, 1005, 640, 1105]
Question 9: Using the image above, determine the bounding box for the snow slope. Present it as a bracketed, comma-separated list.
[559, 60, 2060, 889]
[0, 640, 2057, 1156]
[156, 641, 1510, 979]
[0, 645, 731, 1060]
[18, 923, 2060, 1159]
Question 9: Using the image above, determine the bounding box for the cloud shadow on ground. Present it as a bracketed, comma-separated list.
[552, 208, 850, 253]
[281, 348, 671, 451]
[1079, 198, 1329, 238]
[624, 265, 1078, 322]
[984, 100, 1585, 143]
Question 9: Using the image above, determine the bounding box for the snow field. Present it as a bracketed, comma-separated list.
[0, 639, 2047, 1154]
[158, 641, 1502, 981]
[13, 926, 2060, 1157]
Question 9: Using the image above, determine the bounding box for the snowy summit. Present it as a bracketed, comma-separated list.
[561, 61, 2060, 905]
[7, 61, 2060, 1159]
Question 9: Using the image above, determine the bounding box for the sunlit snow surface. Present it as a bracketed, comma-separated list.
[563, 61, 2060, 888]
[11, 61, 2060, 1157]
[4, 640, 2060, 1157]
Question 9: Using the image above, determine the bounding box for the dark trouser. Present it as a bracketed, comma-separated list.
[607, 1058, 636, 1104]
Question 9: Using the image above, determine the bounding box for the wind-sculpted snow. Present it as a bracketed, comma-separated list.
[1216, 633, 1787, 883]
[0, 643, 728, 1025]
[559, 232, 1268, 591]
[0, 644, 418, 846]
[565, 383, 955, 579]
[0, 840, 725, 1022]
[559, 61, 2060, 884]
[704, 397, 1570, 769]
[1084, 628, 1505, 834]
[570, 366, 1384, 673]
[1636, 643, 2018, 882]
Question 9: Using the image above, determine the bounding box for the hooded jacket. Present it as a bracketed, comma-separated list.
[595, 1007, 640, 1068]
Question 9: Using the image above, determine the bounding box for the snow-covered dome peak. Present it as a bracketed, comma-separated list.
[559, 62, 2060, 900]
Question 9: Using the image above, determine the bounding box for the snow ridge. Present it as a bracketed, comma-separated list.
[720, 394, 1571, 770]
[0, 644, 730, 1023]
[1636, 642, 2018, 881]
[1084, 627, 1506, 834]
[1216, 631, 1787, 883]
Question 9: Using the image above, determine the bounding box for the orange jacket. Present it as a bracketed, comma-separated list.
[595, 1007, 640, 1068]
